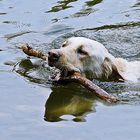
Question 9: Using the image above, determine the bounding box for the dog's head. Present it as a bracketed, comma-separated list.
[48, 37, 124, 81]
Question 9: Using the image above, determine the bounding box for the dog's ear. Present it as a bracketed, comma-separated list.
[102, 57, 124, 82]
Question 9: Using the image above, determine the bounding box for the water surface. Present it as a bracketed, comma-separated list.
[0, 0, 140, 140]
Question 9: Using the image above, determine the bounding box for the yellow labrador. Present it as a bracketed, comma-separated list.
[48, 37, 140, 82]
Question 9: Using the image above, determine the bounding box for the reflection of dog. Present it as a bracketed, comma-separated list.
[48, 37, 140, 82]
[44, 86, 96, 122]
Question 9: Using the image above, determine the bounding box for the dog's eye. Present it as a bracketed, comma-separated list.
[62, 44, 66, 47]
[77, 48, 88, 55]
[62, 41, 68, 47]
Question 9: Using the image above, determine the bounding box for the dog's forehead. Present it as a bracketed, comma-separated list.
[65, 37, 106, 51]
[67, 37, 93, 46]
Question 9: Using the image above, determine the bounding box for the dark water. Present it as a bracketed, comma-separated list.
[0, 0, 140, 140]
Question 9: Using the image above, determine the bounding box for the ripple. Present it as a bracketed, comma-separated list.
[0, 12, 7, 15]
[4, 31, 36, 40]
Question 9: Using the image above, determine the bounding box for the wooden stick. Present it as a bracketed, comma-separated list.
[21, 44, 119, 103]
[59, 72, 119, 103]
[21, 44, 48, 60]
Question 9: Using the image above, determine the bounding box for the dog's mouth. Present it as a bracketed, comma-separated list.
[60, 69, 75, 77]
[48, 57, 58, 67]
[48, 60, 78, 80]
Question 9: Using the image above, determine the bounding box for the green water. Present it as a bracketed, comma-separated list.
[0, 0, 140, 140]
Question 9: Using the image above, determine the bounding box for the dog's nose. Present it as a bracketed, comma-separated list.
[48, 49, 61, 61]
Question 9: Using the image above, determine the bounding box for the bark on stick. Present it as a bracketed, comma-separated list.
[21, 44, 48, 60]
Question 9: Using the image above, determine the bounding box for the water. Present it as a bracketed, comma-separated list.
[0, 0, 140, 140]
